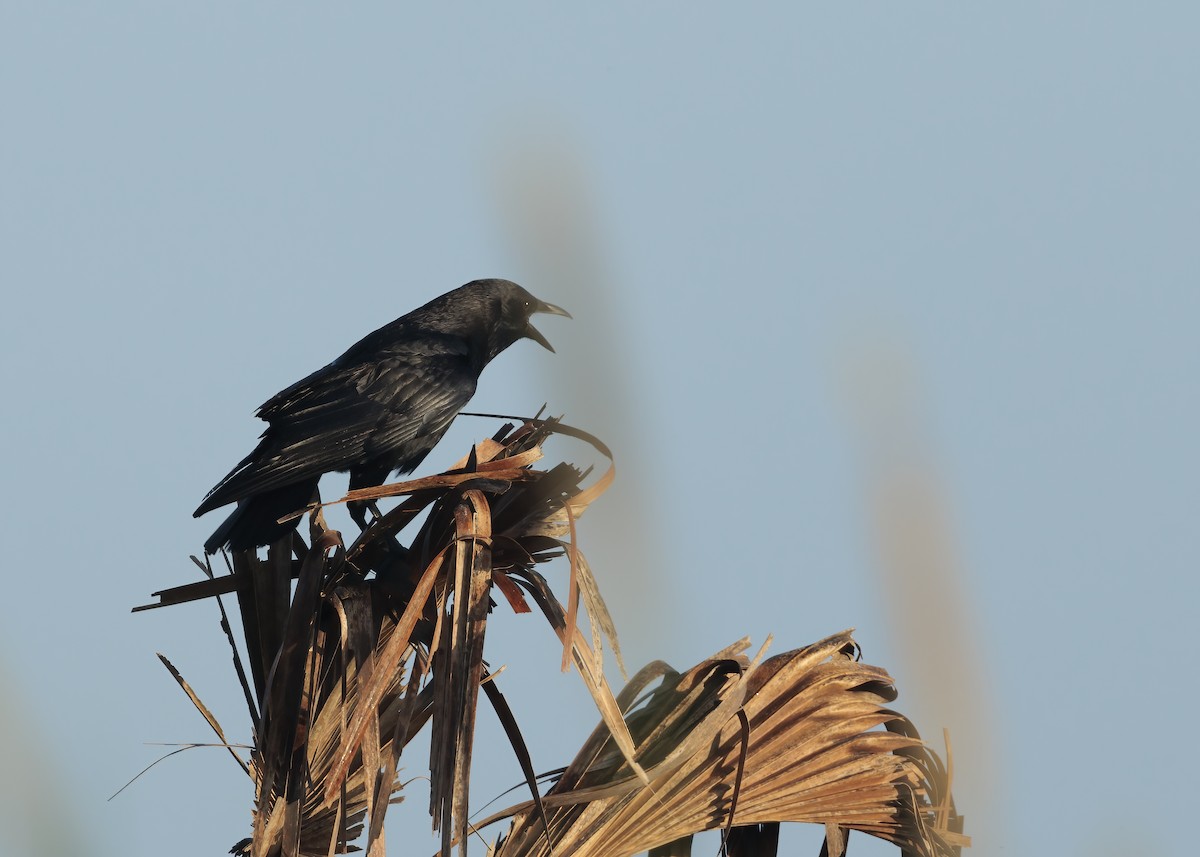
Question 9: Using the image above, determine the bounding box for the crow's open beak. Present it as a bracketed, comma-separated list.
[525, 300, 572, 352]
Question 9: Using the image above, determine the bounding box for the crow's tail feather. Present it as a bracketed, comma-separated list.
[203, 479, 320, 554]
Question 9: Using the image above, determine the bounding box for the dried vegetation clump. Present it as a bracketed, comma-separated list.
[138, 417, 968, 857]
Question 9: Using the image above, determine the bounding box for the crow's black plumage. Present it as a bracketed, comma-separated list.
[194, 278, 569, 552]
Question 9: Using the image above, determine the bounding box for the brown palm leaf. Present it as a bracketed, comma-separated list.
[139, 418, 967, 857]
[482, 632, 969, 857]
[140, 418, 633, 857]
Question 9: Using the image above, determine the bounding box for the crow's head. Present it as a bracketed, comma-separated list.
[466, 278, 571, 357]
[417, 279, 571, 362]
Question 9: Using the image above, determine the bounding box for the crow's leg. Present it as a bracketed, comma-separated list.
[350, 500, 384, 530]
[347, 461, 393, 532]
[348, 502, 370, 531]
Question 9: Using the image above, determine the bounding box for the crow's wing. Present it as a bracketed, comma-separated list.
[194, 337, 476, 516]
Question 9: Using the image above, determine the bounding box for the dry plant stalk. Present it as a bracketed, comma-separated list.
[138, 417, 967, 857]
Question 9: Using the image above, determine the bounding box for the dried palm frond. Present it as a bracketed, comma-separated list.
[482, 632, 969, 857]
[139, 417, 967, 857]
[138, 418, 632, 857]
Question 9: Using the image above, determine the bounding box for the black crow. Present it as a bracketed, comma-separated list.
[194, 278, 569, 552]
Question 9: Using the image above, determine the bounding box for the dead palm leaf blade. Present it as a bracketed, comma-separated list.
[483, 632, 968, 857]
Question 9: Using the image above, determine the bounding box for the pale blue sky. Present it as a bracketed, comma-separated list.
[2, 6, 1197, 857]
